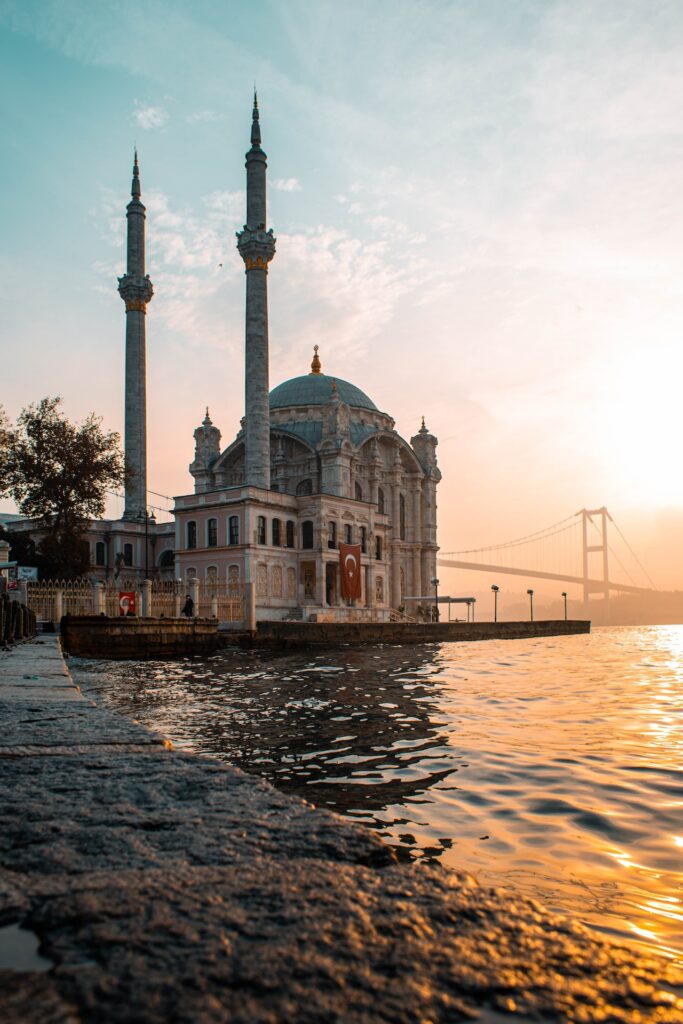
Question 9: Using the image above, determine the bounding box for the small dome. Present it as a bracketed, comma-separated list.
[269, 373, 378, 412]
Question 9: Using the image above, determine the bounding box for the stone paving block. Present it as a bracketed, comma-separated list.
[0, 700, 164, 748]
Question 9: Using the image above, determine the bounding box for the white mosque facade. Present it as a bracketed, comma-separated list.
[172, 98, 441, 620]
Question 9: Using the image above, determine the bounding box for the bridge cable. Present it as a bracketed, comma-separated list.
[441, 514, 578, 557]
[610, 517, 657, 590]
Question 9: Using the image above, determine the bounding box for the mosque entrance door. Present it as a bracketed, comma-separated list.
[325, 563, 338, 606]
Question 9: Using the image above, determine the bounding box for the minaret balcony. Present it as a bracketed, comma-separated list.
[118, 274, 154, 311]
[237, 225, 276, 270]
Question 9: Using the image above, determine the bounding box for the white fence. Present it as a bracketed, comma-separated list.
[26, 578, 248, 626]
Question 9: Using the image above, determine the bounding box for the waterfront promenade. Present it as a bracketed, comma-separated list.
[1, 639, 681, 1022]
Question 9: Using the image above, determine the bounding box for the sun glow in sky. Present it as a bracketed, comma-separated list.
[1, 0, 683, 590]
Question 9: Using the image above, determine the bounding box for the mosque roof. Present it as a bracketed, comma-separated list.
[269, 347, 378, 412]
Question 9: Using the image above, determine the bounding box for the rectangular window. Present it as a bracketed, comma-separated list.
[272, 518, 281, 546]
[344, 524, 352, 544]
[375, 535, 382, 560]
[187, 521, 197, 549]
[302, 521, 314, 549]
[360, 527, 367, 554]
[123, 543, 134, 566]
[286, 520, 295, 548]
[207, 519, 218, 547]
[95, 542, 106, 567]
[328, 521, 337, 549]
[257, 516, 266, 545]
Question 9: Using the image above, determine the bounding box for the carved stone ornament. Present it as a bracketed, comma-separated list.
[236, 225, 276, 272]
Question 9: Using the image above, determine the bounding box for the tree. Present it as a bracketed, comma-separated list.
[0, 398, 126, 578]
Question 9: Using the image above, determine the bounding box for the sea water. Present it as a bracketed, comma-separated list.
[72, 624, 683, 964]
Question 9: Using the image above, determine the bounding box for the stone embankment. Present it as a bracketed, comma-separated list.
[0, 639, 681, 1023]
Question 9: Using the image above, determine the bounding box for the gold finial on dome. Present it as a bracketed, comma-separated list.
[310, 344, 322, 375]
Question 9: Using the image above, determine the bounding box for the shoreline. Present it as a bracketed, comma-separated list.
[1, 637, 681, 1022]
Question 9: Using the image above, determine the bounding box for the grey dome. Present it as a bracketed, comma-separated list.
[269, 373, 377, 411]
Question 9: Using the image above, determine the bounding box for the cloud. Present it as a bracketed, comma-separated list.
[272, 178, 302, 192]
[186, 109, 223, 124]
[131, 100, 169, 130]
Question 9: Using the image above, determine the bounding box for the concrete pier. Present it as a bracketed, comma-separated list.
[0, 639, 681, 1022]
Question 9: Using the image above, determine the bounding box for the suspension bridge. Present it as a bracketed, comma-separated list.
[438, 507, 659, 605]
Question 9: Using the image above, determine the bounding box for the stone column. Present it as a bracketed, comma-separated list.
[365, 564, 374, 609]
[141, 579, 152, 618]
[93, 582, 105, 615]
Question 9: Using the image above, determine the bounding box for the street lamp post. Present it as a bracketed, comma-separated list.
[527, 588, 534, 621]
[430, 577, 439, 623]
[562, 591, 568, 621]
[491, 584, 499, 623]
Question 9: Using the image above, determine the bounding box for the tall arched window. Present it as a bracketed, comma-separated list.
[328, 521, 337, 549]
[272, 518, 281, 546]
[158, 549, 174, 569]
[302, 520, 314, 549]
[360, 526, 367, 553]
[355, 481, 363, 501]
[95, 541, 106, 567]
[286, 520, 295, 548]
[257, 516, 266, 545]
[344, 523, 352, 544]
[377, 488, 385, 514]
[399, 494, 406, 540]
[123, 543, 133, 566]
[375, 535, 382, 560]
[207, 518, 218, 547]
[228, 515, 239, 545]
[187, 521, 197, 549]
[296, 478, 313, 496]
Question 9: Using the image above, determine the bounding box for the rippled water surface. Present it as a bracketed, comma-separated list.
[72, 626, 683, 963]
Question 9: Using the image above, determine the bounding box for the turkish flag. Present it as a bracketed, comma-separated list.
[339, 543, 362, 601]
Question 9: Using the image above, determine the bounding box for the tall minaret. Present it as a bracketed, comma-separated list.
[118, 152, 153, 521]
[237, 93, 276, 489]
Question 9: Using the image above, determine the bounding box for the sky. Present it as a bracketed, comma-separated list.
[1, 0, 682, 601]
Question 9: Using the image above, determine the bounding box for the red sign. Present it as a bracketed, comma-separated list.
[119, 591, 136, 616]
[339, 543, 362, 601]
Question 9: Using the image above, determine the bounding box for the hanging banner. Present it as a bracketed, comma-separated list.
[119, 591, 136, 616]
[339, 543, 362, 601]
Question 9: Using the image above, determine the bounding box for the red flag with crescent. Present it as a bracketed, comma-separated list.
[339, 543, 362, 601]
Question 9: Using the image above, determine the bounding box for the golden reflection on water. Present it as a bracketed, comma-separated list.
[73, 624, 683, 965]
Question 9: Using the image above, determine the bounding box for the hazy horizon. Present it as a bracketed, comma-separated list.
[2, 0, 682, 600]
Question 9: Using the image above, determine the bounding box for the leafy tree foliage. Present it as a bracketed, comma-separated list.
[0, 398, 126, 578]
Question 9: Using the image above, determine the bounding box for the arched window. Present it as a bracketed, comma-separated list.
[328, 521, 337, 549]
[207, 518, 218, 547]
[375, 535, 382, 560]
[344, 523, 352, 544]
[159, 549, 174, 569]
[187, 521, 197, 549]
[186, 566, 197, 581]
[399, 494, 406, 540]
[286, 520, 295, 548]
[377, 487, 385, 514]
[228, 564, 240, 594]
[360, 526, 367, 554]
[302, 520, 314, 549]
[123, 543, 133, 566]
[228, 515, 239, 545]
[257, 516, 266, 545]
[296, 478, 313, 496]
[95, 541, 106, 567]
[355, 481, 363, 501]
[272, 518, 281, 546]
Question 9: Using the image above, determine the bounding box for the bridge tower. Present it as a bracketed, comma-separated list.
[579, 507, 611, 609]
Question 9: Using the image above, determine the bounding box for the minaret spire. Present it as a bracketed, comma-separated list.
[237, 93, 276, 489]
[118, 151, 154, 521]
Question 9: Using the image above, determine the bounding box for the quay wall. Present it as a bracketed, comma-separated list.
[251, 618, 591, 647]
[60, 615, 221, 659]
[0, 637, 680, 1024]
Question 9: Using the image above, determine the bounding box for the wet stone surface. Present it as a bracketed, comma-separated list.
[0, 639, 682, 1022]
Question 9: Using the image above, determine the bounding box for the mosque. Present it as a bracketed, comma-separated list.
[169, 97, 440, 619]
[6, 98, 441, 620]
